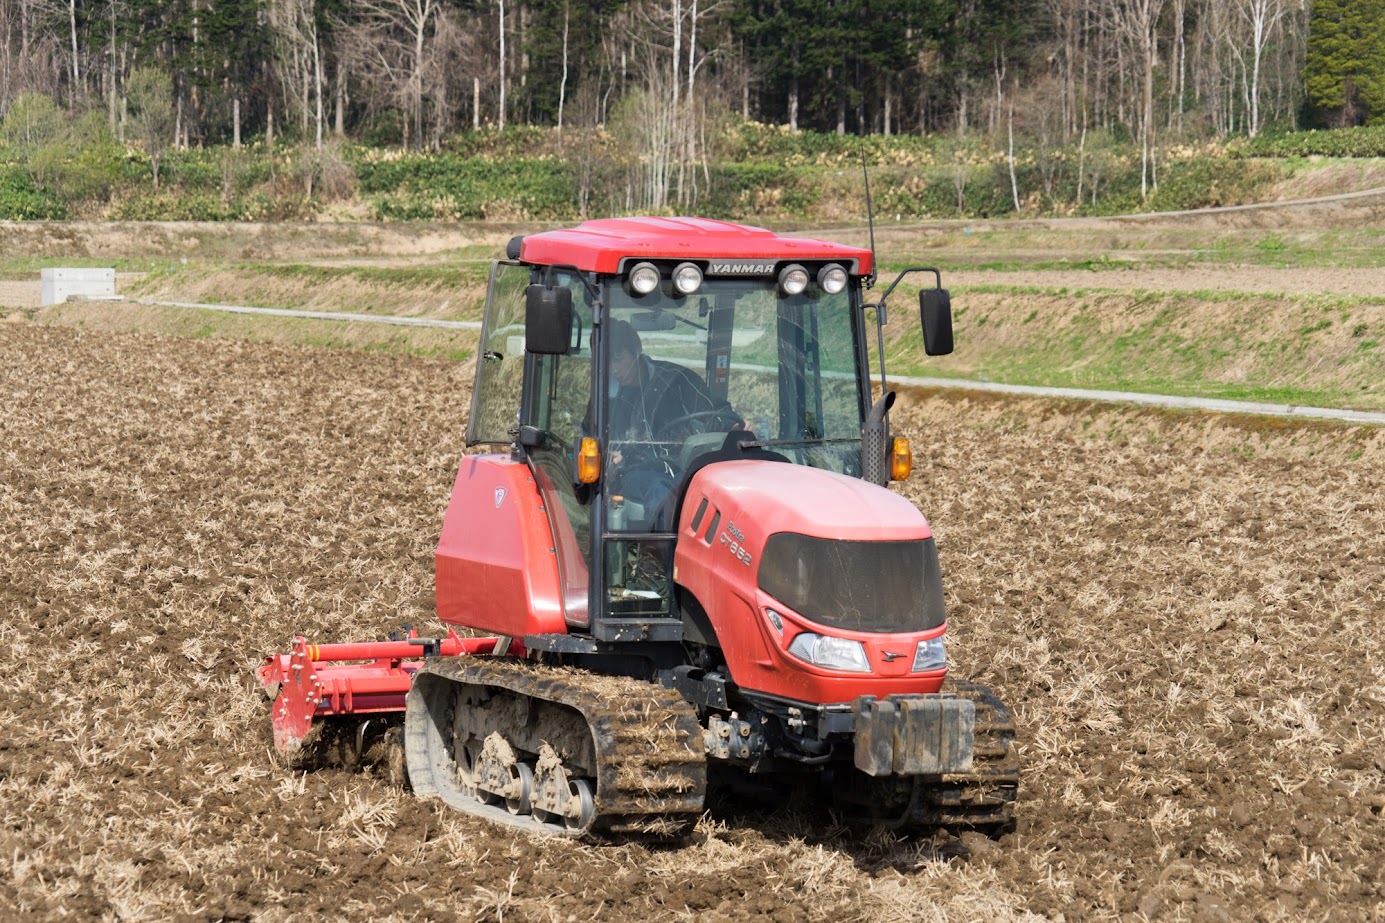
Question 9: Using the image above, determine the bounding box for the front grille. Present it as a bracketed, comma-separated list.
[757, 534, 947, 633]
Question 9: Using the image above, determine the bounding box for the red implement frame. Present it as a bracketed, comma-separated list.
[257, 629, 520, 762]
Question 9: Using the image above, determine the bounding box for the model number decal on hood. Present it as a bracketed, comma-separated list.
[720, 521, 752, 567]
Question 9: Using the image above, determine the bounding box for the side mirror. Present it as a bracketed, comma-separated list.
[525, 284, 573, 355]
[920, 288, 954, 356]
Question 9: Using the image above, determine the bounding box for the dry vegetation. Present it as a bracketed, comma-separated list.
[2, 318, 1383, 921]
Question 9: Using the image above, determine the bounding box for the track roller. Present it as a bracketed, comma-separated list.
[405, 657, 706, 839]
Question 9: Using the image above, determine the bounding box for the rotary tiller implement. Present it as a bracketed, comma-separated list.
[257, 628, 521, 770]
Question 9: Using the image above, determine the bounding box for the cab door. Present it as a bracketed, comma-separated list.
[467, 261, 531, 447]
[467, 262, 593, 628]
[522, 271, 596, 628]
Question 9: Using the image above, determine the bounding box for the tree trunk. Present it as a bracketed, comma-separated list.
[557, 0, 569, 133]
[788, 44, 799, 131]
[1007, 103, 1019, 211]
[413, 14, 424, 147]
[498, 0, 506, 130]
[313, 29, 324, 148]
[107, 3, 119, 131]
[69, 0, 79, 87]
[335, 63, 345, 137]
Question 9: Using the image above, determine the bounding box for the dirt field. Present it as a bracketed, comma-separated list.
[2, 319, 1384, 922]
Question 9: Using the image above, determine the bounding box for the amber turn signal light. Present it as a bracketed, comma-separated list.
[577, 437, 602, 484]
[889, 436, 913, 481]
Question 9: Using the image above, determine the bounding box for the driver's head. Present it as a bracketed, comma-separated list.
[609, 319, 643, 387]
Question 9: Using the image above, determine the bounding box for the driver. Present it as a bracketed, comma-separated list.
[603, 318, 739, 512]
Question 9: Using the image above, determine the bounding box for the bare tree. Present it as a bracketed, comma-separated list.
[420, 9, 472, 148]
[498, 0, 506, 129]
[1105, 0, 1165, 199]
[352, 0, 441, 147]
[1045, 0, 1083, 140]
[620, 0, 727, 208]
[1234, 0, 1290, 136]
[556, 0, 569, 133]
[268, 0, 326, 146]
[126, 65, 174, 189]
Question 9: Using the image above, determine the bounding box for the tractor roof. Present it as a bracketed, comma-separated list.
[517, 217, 874, 276]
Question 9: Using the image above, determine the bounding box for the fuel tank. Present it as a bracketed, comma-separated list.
[673, 460, 950, 704]
[436, 455, 568, 638]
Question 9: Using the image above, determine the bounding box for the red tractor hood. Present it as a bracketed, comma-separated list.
[673, 460, 947, 704]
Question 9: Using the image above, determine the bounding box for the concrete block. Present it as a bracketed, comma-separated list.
[40, 268, 117, 306]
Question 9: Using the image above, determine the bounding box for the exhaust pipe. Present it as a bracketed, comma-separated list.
[862, 390, 896, 486]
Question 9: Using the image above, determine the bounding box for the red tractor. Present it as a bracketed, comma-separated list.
[259, 217, 1018, 838]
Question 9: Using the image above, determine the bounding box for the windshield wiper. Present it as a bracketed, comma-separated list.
[740, 437, 859, 450]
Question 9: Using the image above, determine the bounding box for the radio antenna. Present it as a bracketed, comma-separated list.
[860, 140, 877, 288]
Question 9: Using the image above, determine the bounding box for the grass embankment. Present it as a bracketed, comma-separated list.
[874, 226, 1385, 271]
[125, 260, 493, 319]
[883, 287, 1385, 412]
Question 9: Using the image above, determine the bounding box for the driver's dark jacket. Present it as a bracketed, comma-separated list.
[608, 356, 729, 444]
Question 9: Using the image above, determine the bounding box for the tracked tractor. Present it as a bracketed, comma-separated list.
[259, 217, 1019, 838]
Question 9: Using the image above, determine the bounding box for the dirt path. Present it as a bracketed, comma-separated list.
[1, 323, 1382, 921]
[949, 266, 1385, 297]
[0, 280, 38, 308]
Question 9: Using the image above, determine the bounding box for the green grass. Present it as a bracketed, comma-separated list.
[878, 286, 1385, 413]
[0, 255, 170, 277]
[873, 224, 1385, 272]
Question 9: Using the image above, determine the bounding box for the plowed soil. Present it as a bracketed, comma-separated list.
[2, 321, 1384, 922]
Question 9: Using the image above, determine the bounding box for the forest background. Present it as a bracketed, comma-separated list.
[1, 0, 1385, 223]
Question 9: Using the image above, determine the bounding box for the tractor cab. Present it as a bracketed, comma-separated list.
[461, 218, 952, 646]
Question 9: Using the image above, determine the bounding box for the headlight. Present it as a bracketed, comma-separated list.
[628, 262, 660, 295]
[912, 636, 947, 672]
[672, 262, 703, 295]
[788, 632, 871, 673]
[817, 264, 848, 294]
[778, 264, 809, 297]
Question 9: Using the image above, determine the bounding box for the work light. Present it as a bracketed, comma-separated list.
[628, 262, 660, 295]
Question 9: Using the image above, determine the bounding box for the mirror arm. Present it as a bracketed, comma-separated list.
[878, 267, 942, 303]
[541, 263, 602, 308]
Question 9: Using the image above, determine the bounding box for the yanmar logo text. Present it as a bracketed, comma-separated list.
[707, 260, 775, 276]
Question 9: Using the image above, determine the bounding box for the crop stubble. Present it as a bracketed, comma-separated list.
[1, 322, 1383, 922]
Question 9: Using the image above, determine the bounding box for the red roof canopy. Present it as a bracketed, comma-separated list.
[518, 217, 874, 276]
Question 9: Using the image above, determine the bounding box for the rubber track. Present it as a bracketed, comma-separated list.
[407, 657, 707, 839]
[911, 678, 1021, 829]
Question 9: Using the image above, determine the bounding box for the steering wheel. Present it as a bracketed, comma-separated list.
[660, 408, 743, 435]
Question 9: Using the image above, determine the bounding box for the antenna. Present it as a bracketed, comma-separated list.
[860, 140, 877, 289]
[859, 139, 885, 393]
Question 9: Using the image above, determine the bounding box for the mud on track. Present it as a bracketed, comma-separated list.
[1, 322, 1383, 922]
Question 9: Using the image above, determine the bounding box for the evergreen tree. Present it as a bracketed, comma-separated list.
[522, 0, 619, 126]
[734, 0, 940, 133]
[198, 0, 273, 145]
[1304, 0, 1385, 126]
